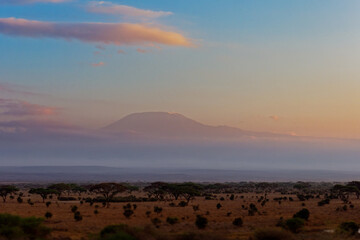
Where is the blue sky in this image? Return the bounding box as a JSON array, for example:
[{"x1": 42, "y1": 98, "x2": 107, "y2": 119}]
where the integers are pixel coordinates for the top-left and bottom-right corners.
[{"x1": 0, "y1": 0, "x2": 360, "y2": 138}]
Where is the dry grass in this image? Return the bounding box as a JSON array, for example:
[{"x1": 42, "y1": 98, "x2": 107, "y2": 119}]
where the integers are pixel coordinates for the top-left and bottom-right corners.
[{"x1": 1, "y1": 192, "x2": 360, "y2": 239}]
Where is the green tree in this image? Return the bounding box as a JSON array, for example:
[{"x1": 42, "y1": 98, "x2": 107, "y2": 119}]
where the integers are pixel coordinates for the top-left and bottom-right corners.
[
  {"x1": 0, "y1": 185, "x2": 19, "y2": 203},
  {"x1": 90, "y1": 183, "x2": 127, "y2": 207}
]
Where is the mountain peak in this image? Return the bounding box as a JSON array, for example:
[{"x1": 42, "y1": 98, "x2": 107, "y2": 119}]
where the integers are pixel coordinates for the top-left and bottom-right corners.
[{"x1": 102, "y1": 111, "x2": 287, "y2": 139}]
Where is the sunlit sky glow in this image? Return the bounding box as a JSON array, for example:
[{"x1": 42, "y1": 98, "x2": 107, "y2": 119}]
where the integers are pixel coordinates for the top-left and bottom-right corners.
[{"x1": 1, "y1": 0, "x2": 360, "y2": 139}]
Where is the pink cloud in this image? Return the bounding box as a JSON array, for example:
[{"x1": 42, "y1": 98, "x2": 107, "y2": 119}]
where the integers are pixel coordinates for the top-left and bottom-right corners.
[
  {"x1": 0, "y1": 18, "x2": 192, "y2": 47},
  {"x1": 136, "y1": 48, "x2": 147, "y2": 53},
  {"x1": 0, "y1": 98, "x2": 57, "y2": 117},
  {"x1": 86, "y1": 1, "x2": 172, "y2": 19},
  {"x1": 1, "y1": 0, "x2": 70, "y2": 4},
  {"x1": 117, "y1": 49, "x2": 125, "y2": 54},
  {"x1": 91, "y1": 62, "x2": 105, "y2": 67}
]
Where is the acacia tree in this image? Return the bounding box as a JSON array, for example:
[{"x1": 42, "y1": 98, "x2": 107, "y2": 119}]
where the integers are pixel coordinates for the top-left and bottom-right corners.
[
  {"x1": 143, "y1": 182, "x2": 168, "y2": 200},
  {"x1": 29, "y1": 188, "x2": 57, "y2": 202},
  {"x1": 178, "y1": 183, "x2": 203, "y2": 203},
  {"x1": 90, "y1": 183, "x2": 127, "y2": 207},
  {"x1": 0, "y1": 185, "x2": 19, "y2": 202},
  {"x1": 48, "y1": 183, "x2": 71, "y2": 197}
]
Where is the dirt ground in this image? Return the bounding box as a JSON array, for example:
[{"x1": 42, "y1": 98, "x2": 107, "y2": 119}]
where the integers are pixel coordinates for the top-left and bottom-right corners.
[{"x1": 1, "y1": 192, "x2": 359, "y2": 240}]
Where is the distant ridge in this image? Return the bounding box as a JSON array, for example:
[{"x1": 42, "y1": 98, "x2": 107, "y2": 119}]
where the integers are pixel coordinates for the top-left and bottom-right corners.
[{"x1": 102, "y1": 112, "x2": 289, "y2": 139}]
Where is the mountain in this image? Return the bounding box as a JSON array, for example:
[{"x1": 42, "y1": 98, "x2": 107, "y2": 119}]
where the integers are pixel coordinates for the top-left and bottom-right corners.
[{"x1": 102, "y1": 112, "x2": 289, "y2": 139}]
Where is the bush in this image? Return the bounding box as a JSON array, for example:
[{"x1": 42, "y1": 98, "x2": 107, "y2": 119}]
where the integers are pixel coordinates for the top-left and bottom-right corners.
[
  {"x1": 94, "y1": 209, "x2": 99, "y2": 215},
  {"x1": 74, "y1": 211, "x2": 82, "y2": 221},
  {"x1": 339, "y1": 221, "x2": 359, "y2": 235},
  {"x1": 71, "y1": 205, "x2": 78, "y2": 213},
  {"x1": 232, "y1": 217, "x2": 243, "y2": 227},
  {"x1": 284, "y1": 218, "x2": 304, "y2": 233},
  {"x1": 17, "y1": 197, "x2": 23, "y2": 204},
  {"x1": 178, "y1": 201, "x2": 188, "y2": 207},
  {"x1": 253, "y1": 228, "x2": 294, "y2": 240},
  {"x1": 123, "y1": 209, "x2": 134, "y2": 219},
  {"x1": 45, "y1": 201, "x2": 51, "y2": 208},
  {"x1": 195, "y1": 215, "x2": 208, "y2": 229},
  {"x1": 151, "y1": 218, "x2": 161, "y2": 228},
  {"x1": 0, "y1": 213, "x2": 51, "y2": 240},
  {"x1": 216, "y1": 203, "x2": 222, "y2": 209},
  {"x1": 166, "y1": 217, "x2": 179, "y2": 225},
  {"x1": 154, "y1": 206, "x2": 162, "y2": 214},
  {"x1": 45, "y1": 212, "x2": 52, "y2": 219},
  {"x1": 317, "y1": 198, "x2": 330, "y2": 206},
  {"x1": 293, "y1": 208, "x2": 309, "y2": 221},
  {"x1": 100, "y1": 224, "x2": 137, "y2": 240}
]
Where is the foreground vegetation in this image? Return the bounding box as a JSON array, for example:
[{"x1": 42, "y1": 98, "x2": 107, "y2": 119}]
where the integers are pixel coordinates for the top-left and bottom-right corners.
[{"x1": 0, "y1": 181, "x2": 360, "y2": 239}]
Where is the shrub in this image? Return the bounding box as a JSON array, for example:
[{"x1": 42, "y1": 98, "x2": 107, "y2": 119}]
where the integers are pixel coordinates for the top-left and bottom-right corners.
[
  {"x1": 154, "y1": 206, "x2": 162, "y2": 214},
  {"x1": 284, "y1": 218, "x2": 304, "y2": 233},
  {"x1": 100, "y1": 224, "x2": 136, "y2": 240},
  {"x1": 74, "y1": 211, "x2": 82, "y2": 221},
  {"x1": 230, "y1": 194, "x2": 235, "y2": 201},
  {"x1": 253, "y1": 228, "x2": 294, "y2": 240},
  {"x1": 123, "y1": 209, "x2": 134, "y2": 219},
  {"x1": 216, "y1": 203, "x2": 222, "y2": 209},
  {"x1": 232, "y1": 217, "x2": 243, "y2": 227},
  {"x1": 339, "y1": 221, "x2": 359, "y2": 235},
  {"x1": 0, "y1": 213, "x2": 51, "y2": 240},
  {"x1": 151, "y1": 218, "x2": 161, "y2": 228},
  {"x1": 71, "y1": 205, "x2": 78, "y2": 213},
  {"x1": 45, "y1": 212, "x2": 52, "y2": 219},
  {"x1": 195, "y1": 215, "x2": 208, "y2": 229},
  {"x1": 317, "y1": 198, "x2": 330, "y2": 206},
  {"x1": 145, "y1": 211, "x2": 151, "y2": 217},
  {"x1": 166, "y1": 217, "x2": 179, "y2": 225},
  {"x1": 293, "y1": 208, "x2": 309, "y2": 221},
  {"x1": 94, "y1": 209, "x2": 99, "y2": 215},
  {"x1": 45, "y1": 201, "x2": 51, "y2": 208},
  {"x1": 178, "y1": 201, "x2": 188, "y2": 207},
  {"x1": 17, "y1": 197, "x2": 23, "y2": 204},
  {"x1": 192, "y1": 205, "x2": 199, "y2": 211}
]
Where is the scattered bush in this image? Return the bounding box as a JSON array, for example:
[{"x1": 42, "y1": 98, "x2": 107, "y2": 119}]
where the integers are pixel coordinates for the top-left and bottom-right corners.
[
  {"x1": 178, "y1": 201, "x2": 188, "y2": 207},
  {"x1": 339, "y1": 221, "x2": 359, "y2": 235},
  {"x1": 216, "y1": 203, "x2": 222, "y2": 209},
  {"x1": 166, "y1": 217, "x2": 179, "y2": 225},
  {"x1": 284, "y1": 218, "x2": 304, "y2": 233},
  {"x1": 123, "y1": 209, "x2": 134, "y2": 219},
  {"x1": 154, "y1": 206, "x2": 163, "y2": 214},
  {"x1": 71, "y1": 205, "x2": 78, "y2": 213},
  {"x1": 293, "y1": 208, "x2": 309, "y2": 221},
  {"x1": 45, "y1": 211, "x2": 53, "y2": 219},
  {"x1": 46, "y1": 201, "x2": 51, "y2": 208},
  {"x1": 74, "y1": 211, "x2": 83, "y2": 221},
  {"x1": 195, "y1": 215, "x2": 208, "y2": 229},
  {"x1": 232, "y1": 217, "x2": 243, "y2": 227}
]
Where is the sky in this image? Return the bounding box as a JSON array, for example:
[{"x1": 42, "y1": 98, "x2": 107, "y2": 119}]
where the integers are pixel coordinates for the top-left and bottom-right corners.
[{"x1": 1, "y1": 0, "x2": 360, "y2": 139}]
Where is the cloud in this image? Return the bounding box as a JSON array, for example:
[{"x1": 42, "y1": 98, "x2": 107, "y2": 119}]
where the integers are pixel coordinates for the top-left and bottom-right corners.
[
  {"x1": 86, "y1": 1, "x2": 172, "y2": 19},
  {"x1": 0, "y1": 98, "x2": 57, "y2": 117},
  {"x1": 91, "y1": 62, "x2": 105, "y2": 67},
  {"x1": 117, "y1": 49, "x2": 125, "y2": 54},
  {"x1": 0, "y1": 82, "x2": 43, "y2": 96},
  {"x1": 1, "y1": 0, "x2": 70, "y2": 4},
  {"x1": 0, "y1": 18, "x2": 192, "y2": 47},
  {"x1": 269, "y1": 115, "x2": 279, "y2": 121},
  {"x1": 136, "y1": 48, "x2": 147, "y2": 53}
]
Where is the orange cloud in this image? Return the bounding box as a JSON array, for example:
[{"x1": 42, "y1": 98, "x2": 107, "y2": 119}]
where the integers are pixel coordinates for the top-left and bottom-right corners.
[
  {"x1": 91, "y1": 62, "x2": 105, "y2": 67},
  {"x1": 86, "y1": 1, "x2": 172, "y2": 19},
  {"x1": 0, "y1": 18, "x2": 192, "y2": 47},
  {"x1": 269, "y1": 115, "x2": 279, "y2": 121}
]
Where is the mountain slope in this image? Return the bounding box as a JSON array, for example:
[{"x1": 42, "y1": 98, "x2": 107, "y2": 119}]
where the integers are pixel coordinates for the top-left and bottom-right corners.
[{"x1": 102, "y1": 112, "x2": 288, "y2": 139}]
